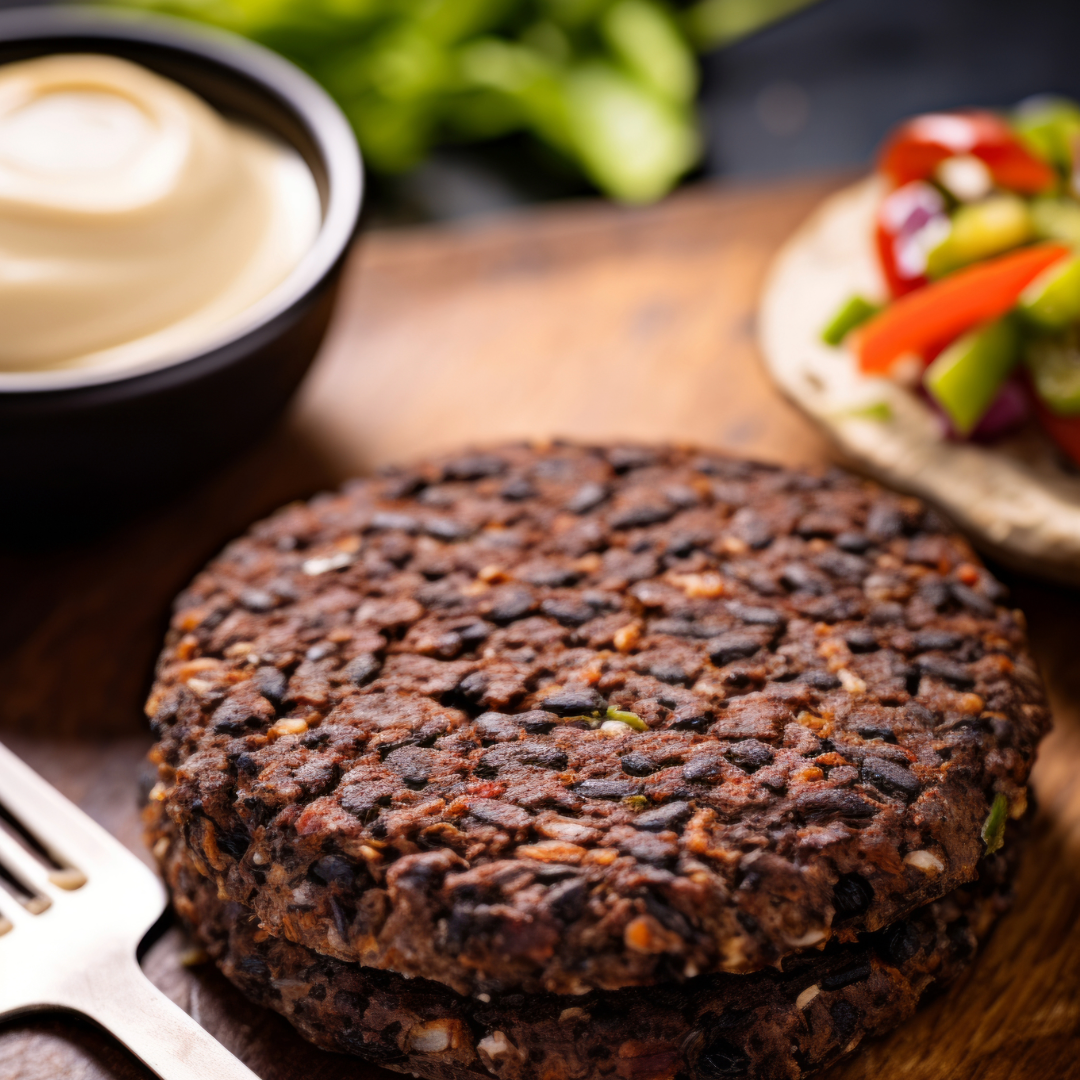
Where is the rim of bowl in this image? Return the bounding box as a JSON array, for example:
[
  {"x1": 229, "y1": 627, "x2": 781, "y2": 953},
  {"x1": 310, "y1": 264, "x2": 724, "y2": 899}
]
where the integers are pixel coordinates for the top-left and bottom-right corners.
[{"x1": 0, "y1": 4, "x2": 363, "y2": 395}]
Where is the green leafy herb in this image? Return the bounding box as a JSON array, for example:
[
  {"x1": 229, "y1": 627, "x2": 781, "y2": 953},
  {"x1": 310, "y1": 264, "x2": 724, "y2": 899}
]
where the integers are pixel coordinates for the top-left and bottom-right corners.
[
  {"x1": 981, "y1": 792, "x2": 1009, "y2": 855},
  {"x1": 605, "y1": 705, "x2": 646, "y2": 730}
]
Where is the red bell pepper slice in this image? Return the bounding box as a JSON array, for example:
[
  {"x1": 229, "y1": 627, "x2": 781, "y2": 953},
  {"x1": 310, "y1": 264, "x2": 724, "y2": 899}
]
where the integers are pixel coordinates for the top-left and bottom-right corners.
[
  {"x1": 879, "y1": 111, "x2": 1056, "y2": 194},
  {"x1": 875, "y1": 181, "x2": 948, "y2": 297},
  {"x1": 856, "y1": 242, "x2": 1070, "y2": 374},
  {"x1": 875, "y1": 221, "x2": 913, "y2": 297}
]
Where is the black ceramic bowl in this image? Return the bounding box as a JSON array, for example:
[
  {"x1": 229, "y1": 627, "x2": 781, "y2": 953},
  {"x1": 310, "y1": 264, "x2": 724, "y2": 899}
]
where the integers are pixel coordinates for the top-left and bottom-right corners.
[{"x1": 0, "y1": 6, "x2": 363, "y2": 515}]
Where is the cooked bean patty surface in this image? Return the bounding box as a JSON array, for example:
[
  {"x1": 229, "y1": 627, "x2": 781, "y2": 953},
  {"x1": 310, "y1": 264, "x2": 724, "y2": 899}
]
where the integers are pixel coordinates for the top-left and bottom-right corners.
[
  {"x1": 161, "y1": 828, "x2": 1018, "y2": 1080},
  {"x1": 146, "y1": 443, "x2": 1047, "y2": 997}
]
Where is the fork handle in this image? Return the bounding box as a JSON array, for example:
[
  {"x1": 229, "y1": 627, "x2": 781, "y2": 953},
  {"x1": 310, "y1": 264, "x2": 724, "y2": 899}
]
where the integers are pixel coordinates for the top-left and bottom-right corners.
[{"x1": 69, "y1": 953, "x2": 262, "y2": 1080}]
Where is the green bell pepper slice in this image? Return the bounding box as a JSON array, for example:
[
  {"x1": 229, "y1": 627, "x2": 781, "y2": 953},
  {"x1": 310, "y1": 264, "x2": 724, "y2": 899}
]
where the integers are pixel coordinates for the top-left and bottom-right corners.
[
  {"x1": 924, "y1": 317, "x2": 1020, "y2": 436},
  {"x1": 821, "y1": 295, "x2": 881, "y2": 346},
  {"x1": 1018, "y1": 254, "x2": 1080, "y2": 332},
  {"x1": 1013, "y1": 95, "x2": 1080, "y2": 174},
  {"x1": 926, "y1": 195, "x2": 1033, "y2": 279}
]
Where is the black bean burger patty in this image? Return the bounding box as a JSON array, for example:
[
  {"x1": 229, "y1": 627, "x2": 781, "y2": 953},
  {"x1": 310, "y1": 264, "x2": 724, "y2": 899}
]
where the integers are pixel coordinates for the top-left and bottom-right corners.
[
  {"x1": 146, "y1": 443, "x2": 1048, "y2": 996},
  {"x1": 162, "y1": 825, "x2": 1019, "y2": 1080}
]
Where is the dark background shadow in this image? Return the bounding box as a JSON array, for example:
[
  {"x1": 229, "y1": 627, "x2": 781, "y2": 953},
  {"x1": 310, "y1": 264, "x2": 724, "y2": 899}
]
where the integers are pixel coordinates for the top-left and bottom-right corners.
[{"x1": 701, "y1": 0, "x2": 1080, "y2": 179}]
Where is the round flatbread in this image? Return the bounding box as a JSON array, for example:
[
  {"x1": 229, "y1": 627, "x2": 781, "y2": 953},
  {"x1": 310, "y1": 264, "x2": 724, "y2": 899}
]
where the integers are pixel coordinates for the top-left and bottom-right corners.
[
  {"x1": 146, "y1": 443, "x2": 1046, "y2": 998},
  {"x1": 759, "y1": 176, "x2": 1080, "y2": 584},
  {"x1": 162, "y1": 827, "x2": 1019, "y2": 1080}
]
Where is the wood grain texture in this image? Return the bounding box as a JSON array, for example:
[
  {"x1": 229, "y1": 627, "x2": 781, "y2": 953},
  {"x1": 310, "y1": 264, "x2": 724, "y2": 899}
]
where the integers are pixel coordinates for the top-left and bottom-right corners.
[{"x1": 1, "y1": 175, "x2": 1079, "y2": 1080}]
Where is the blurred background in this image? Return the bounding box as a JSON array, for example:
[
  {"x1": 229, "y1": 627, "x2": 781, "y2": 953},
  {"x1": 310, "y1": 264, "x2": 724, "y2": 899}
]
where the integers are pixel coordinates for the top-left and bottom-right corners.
[{"x1": 95, "y1": 0, "x2": 1080, "y2": 221}]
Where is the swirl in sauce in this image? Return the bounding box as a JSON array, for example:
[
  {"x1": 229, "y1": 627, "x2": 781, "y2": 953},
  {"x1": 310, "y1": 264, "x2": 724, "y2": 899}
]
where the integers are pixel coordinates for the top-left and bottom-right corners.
[{"x1": 0, "y1": 53, "x2": 321, "y2": 373}]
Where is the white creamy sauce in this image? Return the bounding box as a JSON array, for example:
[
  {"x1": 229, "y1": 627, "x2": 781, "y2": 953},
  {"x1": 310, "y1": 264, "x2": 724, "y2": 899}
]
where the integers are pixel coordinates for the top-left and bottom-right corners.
[{"x1": 0, "y1": 53, "x2": 322, "y2": 372}]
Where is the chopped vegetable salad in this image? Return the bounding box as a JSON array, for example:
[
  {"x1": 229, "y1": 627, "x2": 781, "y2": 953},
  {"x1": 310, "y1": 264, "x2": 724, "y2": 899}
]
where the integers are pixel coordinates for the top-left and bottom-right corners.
[{"x1": 824, "y1": 97, "x2": 1080, "y2": 465}]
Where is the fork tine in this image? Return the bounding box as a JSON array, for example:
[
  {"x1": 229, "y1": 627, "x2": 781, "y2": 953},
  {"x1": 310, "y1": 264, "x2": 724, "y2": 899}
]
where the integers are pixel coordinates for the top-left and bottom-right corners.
[
  {"x1": 0, "y1": 747, "x2": 262, "y2": 1080},
  {"x1": 0, "y1": 825, "x2": 54, "y2": 901},
  {"x1": 0, "y1": 741, "x2": 129, "y2": 873},
  {"x1": 0, "y1": 886, "x2": 29, "y2": 930},
  {"x1": 0, "y1": 742, "x2": 164, "y2": 920}
]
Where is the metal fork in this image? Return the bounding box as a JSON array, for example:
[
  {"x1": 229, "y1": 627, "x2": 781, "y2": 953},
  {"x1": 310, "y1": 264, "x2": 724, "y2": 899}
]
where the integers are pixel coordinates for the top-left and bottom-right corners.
[{"x1": 0, "y1": 740, "x2": 259, "y2": 1079}]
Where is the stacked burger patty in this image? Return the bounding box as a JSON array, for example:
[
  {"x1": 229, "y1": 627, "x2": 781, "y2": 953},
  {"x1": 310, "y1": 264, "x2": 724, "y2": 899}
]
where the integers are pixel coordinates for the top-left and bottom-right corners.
[{"x1": 145, "y1": 443, "x2": 1048, "y2": 1080}]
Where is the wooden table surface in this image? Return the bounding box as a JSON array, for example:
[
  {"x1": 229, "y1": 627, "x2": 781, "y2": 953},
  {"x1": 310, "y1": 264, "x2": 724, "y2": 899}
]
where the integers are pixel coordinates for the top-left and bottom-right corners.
[{"x1": 3, "y1": 175, "x2": 1080, "y2": 1080}]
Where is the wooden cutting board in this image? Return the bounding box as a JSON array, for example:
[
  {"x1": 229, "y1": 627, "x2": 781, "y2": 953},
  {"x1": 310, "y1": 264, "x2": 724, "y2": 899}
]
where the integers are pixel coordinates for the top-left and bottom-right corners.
[{"x1": 3, "y1": 175, "x2": 1080, "y2": 1080}]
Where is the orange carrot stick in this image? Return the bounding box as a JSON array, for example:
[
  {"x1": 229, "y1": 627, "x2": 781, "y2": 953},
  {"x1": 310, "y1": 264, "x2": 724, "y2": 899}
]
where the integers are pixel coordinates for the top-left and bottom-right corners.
[{"x1": 856, "y1": 242, "x2": 1070, "y2": 374}]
